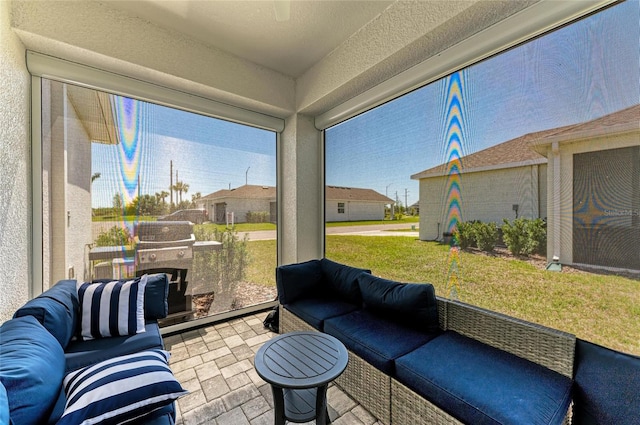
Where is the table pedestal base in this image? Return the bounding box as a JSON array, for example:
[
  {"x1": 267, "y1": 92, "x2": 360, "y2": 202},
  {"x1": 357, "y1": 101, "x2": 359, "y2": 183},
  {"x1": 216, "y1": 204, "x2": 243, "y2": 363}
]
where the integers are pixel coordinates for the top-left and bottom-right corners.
[{"x1": 271, "y1": 385, "x2": 330, "y2": 424}]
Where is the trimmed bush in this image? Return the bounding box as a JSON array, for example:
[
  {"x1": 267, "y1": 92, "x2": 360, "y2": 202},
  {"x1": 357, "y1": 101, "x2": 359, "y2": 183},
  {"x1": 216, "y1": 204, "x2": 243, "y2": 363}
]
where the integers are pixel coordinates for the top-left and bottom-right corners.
[
  {"x1": 454, "y1": 221, "x2": 476, "y2": 249},
  {"x1": 502, "y1": 218, "x2": 547, "y2": 256},
  {"x1": 474, "y1": 221, "x2": 499, "y2": 252}
]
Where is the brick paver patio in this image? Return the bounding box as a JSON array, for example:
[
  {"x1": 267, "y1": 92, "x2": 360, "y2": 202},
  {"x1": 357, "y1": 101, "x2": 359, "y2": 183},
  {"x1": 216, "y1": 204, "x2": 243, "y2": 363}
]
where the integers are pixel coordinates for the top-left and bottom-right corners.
[{"x1": 163, "y1": 312, "x2": 384, "y2": 425}]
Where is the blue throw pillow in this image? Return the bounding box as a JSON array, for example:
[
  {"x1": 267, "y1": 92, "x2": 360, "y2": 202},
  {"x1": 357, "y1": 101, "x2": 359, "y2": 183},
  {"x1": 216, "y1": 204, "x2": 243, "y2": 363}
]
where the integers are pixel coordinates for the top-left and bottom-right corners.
[
  {"x1": 358, "y1": 273, "x2": 439, "y2": 333},
  {"x1": 143, "y1": 273, "x2": 169, "y2": 320},
  {"x1": 321, "y1": 258, "x2": 370, "y2": 304},
  {"x1": 13, "y1": 279, "x2": 78, "y2": 348},
  {"x1": 57, "y1": 349, "x2": 187, "y2": 425},
  {"x1": 77, "y1": 275, "x2": 148, "y2": 340},
  {"x1": 276, "y1": 260, "x2": 323, "y2": 304},
  {"x1": 0, "y1": 315, "x2": 66, "y2": 425}
]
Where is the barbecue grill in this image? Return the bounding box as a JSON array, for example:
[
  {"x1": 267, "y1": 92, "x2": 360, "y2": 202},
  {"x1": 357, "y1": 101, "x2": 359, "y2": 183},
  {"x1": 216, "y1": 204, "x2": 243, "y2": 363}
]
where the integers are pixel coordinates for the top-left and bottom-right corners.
[
  {"x1": 134, "y1": 221, "x2": 196, "y2": 319},
  {"x1": 89, "y1": 220, "x2": 221, "y2": 324}
]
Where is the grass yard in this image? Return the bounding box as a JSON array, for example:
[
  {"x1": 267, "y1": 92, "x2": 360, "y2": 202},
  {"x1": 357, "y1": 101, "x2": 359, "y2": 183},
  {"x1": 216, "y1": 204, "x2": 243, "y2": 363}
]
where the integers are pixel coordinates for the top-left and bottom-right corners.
[{"x1": 245, "y1": 235, "x2": 639, "y2": 355}]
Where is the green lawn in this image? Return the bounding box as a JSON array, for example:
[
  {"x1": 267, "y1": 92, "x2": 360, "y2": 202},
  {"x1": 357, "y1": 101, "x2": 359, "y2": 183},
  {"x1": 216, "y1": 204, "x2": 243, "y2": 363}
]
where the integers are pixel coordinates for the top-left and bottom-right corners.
[{"x1": 245, "y1": 235, "x2": 640, "y2": 355}]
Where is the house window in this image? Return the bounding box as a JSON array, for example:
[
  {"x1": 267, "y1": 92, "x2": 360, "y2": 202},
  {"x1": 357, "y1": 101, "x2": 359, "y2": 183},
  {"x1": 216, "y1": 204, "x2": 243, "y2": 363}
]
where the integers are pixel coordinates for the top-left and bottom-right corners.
[
  {"x1": 38, "y1": 79, "x2": 278, "y2": 328},
  {"x1": 338, "y1": 203, "x2": 345, "y2": 214},
  {"x1": 325, "y1": 1, "x2": 639, "y2": 355}
]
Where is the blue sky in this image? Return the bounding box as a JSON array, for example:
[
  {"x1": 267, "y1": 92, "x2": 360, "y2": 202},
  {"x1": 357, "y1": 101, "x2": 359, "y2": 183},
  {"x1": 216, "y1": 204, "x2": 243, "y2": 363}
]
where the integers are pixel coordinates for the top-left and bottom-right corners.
[{"x1": 93, "y1": 1, "x2": 638, "y2": 209}]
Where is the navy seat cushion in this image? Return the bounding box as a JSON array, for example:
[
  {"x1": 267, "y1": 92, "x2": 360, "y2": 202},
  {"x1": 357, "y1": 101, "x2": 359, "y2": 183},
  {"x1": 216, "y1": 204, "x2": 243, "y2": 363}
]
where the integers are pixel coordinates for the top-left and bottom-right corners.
[
  {"x1": 13, "y1": 279, "x2": 78, "y2": 348},
  {"x1": 285, "y1": 298, "x2": 359, "y2": 331},
  {"x1": 276, "y1": 260, "x2": 323, "y2": 304},
  {"x1": 64, "y1": 321, "x2": 164, "y2": 372},
  {"x1": 395, "y1": 331, "x2": 572, "y2": 425},
  {"x1": 357, "y1": 273, "x2": 439, "y2": 333},
  {"x1": 0, "y1": 316, "x2": 66, "y2": 425},
  {"x1": 324, "y1": 310, "x2": 440, "y2": 375},
  {"x1": 573, "y1": 339, "x2": 640, "y2": 425},
  {"x1": 320, "y1": 258, "x2": 370, "y2": 304}
]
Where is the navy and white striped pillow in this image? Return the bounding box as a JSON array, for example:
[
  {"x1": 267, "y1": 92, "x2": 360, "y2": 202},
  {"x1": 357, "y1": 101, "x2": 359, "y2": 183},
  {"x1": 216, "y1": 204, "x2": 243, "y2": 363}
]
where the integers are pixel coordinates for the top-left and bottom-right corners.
[
  {"x1": 77, "y1": 275, "x2": 148, "y2": 340},
  {"x1": 58, "y1": 349, "x2": 187, "y2": 425}
]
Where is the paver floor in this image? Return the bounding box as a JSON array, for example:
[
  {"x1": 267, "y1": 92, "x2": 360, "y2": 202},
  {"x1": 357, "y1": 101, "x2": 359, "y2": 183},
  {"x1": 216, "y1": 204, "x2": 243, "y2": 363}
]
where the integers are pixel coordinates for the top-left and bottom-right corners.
[{"x1": 163, "y1": 312, "x2": 384, "y2": 425}]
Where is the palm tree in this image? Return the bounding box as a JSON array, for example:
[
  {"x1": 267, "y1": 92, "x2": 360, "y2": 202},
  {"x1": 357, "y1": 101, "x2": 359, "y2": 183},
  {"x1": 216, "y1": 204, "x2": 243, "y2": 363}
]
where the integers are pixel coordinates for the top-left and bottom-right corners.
[
  {"x1": 155, "y1": 190, "x2": 169, "y2": 205},
  {"x1": 172, "y1": 181, "x2": 189, "y2": 204}
]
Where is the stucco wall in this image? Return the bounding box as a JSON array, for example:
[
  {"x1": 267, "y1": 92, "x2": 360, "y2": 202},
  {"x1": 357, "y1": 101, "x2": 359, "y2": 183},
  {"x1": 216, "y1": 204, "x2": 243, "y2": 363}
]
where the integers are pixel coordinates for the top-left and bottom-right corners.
[
  {"x1": 325, "y1": 200, "x2": 385, "y2": 222},
  {"x1": 0, "y1": 0, "x2": 30, "y2": 321},
  {"x1": 418, "y1": 165, "x2": 544, "y2": 241}
]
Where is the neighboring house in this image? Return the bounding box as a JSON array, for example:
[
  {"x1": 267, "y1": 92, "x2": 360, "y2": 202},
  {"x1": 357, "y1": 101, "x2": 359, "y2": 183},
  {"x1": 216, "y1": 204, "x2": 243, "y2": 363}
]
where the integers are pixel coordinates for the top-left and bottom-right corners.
[
  {"x1": 412, "y1": 104, "x2": 639, "y2": 271},
  {"x1": 411, "y1": 131, "x2": 551, "y2": 241},
  {"x1": 325, "y1": 186, "x2": 394, "y2": 222},
  {"x1": 197, "y1": 185, "x2": 277, "y2": 224},
  {"x1": 198, "y1": 185, "x2": 393, "y2": 223},
  {"x1": 532, "y1": 104, "x2": 640, "y2": 271}
]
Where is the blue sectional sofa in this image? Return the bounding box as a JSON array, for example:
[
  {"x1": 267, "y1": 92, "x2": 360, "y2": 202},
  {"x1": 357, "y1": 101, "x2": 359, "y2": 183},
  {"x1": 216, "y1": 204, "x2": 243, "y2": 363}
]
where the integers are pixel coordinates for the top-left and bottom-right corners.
[
  {"x1": 277, "y1": 258, "x2": 576, "y2": 425},
  {"x1": 0, "y1": 274, "x2": 187, "y2": 425}
]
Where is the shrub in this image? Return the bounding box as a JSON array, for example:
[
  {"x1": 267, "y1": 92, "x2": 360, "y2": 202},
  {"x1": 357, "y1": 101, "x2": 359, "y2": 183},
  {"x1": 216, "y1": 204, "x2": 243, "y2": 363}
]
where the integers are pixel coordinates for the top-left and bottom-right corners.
[
  {"x1": 245, "y1": 211, "x2": 270, "y2": 223},
  {"x1": 502, "y1": 218, "x2": 547, "y2": 256},
  {"x1": 502, "y1": 218, "x2": 529, "y2": 255},
  {"x1": 95, "y1": 226, "x2": 132, "y2": 247},
  {"x1": 474, "y1": 221, "x2": 499, "y2": 252},
  {"x1": 192, "y1": 227, "x2": 249, "y2": 311},
  {"x1": 454, "y1": 221, "x2": 476, "y2": 249}
]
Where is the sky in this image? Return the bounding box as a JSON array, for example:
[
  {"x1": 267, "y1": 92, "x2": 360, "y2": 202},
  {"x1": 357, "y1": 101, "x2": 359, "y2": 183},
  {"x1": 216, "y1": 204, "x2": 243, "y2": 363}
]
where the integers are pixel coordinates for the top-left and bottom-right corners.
[
  {"x1": 92, "y1": 1, "x2": 639, "y2": 209},
  {"x1": 326, "y1": 0, "x2": 639, "y2": 207}
]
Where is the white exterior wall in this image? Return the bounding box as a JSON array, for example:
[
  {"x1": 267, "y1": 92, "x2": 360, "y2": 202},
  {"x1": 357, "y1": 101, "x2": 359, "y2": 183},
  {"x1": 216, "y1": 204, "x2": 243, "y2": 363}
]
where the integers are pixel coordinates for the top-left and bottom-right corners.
[
  {"x1": 418, "y1": 165, "x2": 545, "y2": 241},
  {"x1": 544, "y1": 133, "x2": 638, "y2": 266},
  {"x1": 224, "y1": 199, "x2": 273, "y2": 223},
  {"x1": 325, "y1": 200, "x2": 386, "y2": 222},
  {"x1": 0, "y1": 0, "x2": 30, "y2": 322}
]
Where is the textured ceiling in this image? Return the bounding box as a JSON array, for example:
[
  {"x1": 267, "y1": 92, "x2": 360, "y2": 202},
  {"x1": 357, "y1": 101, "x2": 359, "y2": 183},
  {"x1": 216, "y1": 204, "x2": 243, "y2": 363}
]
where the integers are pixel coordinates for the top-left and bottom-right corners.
[{"x1": 100, "y1": 0, "x2": 394, "y2": 78}]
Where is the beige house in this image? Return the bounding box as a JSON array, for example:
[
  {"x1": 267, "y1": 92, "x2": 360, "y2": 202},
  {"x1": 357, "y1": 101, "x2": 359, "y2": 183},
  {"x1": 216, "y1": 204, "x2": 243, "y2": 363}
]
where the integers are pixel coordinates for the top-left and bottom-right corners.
[
  {"x1": 532, "y1": 104, "x2": 639, "y2": 271},
  {"x1": 412, "y1": 105, "x2": 639, "y2": 271},
  {"x1": 411, "y1": 132, "x2": 550, "y2": 241},
  {"x1": 325, "y1": 186, "x2": 393, "y2": 222},
  {"x1": 198, "y1": 185, "x2": 392, "y2": 223},
  {"x1": 197, "y1": 185, "x2": 277, "y2": 224}
]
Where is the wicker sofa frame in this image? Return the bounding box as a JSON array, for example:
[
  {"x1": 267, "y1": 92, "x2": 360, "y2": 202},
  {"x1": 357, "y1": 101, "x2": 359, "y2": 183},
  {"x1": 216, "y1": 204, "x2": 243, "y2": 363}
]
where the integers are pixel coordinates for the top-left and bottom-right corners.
[{"x1": 280, "y1": 296, "x2": 575, "y2": 425}]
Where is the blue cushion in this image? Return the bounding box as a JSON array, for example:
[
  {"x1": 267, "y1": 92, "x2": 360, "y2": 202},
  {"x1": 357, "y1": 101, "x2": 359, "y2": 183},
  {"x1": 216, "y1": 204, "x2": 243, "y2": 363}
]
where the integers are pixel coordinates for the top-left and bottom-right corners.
[
  {"x1": 285, "y1": 298, "x2": 359, "y2": 330},
  {"x1": 276, "y1": 260, "x2": 323, "y2": 304},
  {"x1": 0, "y1": 382, "x2": 9, "y2": 425},
  {"x1": 573, "y1": 339, "x2": 640, "y2": 425},
  {"x1": 143, "y1": 273, "x2": 169, "y2": 320},
  {"x1": 13, "y1": 279, "x2": 78, "y2": 348},
  {"x1": 357, "y1": 273, "x2": 439, "y2": 333},
  {"x1": 0, "y1": 316, "x2": 66, "y2": 425},
  {"x1": 324, "y1": 310, "x2": 440, "y2": 375},
  {"x1": 77, "y1": 275, "x2": 148, "y2": 340},
  {"x1": 320, "y1": 258, "x2": 370, "y2": 304},
  {"x1": 395, "y1": 331, "x2": 572, "y2": 425},
  {"x1": 65, "y1": 322, "x2": 164, "y2": 372},
  {"x1": 57, "y1": 349, "x2": 187, "y2": 425}
]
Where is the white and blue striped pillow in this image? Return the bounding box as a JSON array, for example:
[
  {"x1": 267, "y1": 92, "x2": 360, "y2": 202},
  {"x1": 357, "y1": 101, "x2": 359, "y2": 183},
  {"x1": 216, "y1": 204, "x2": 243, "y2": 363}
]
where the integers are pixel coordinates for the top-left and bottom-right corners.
[
  {"x1": 77, "y1": 275, "x2": 148, "y2": 340},
  {"x1": 58, "y1": 349, "x2": 187, "y2": 425}
]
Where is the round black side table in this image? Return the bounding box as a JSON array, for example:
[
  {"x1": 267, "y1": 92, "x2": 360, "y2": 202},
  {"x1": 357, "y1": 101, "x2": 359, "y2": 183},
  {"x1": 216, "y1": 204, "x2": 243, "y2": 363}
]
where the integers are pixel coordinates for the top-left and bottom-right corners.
[{"x1": 254, "y1": 331, "x2": 349, "y2": 424}]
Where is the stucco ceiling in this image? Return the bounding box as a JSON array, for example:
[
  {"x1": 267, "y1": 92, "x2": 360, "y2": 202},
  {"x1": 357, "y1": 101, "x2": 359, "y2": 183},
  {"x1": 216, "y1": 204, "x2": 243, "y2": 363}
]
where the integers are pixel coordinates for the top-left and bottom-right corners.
[{"x1": 100, "y1": 0, "x2": 395, "y2": 78}]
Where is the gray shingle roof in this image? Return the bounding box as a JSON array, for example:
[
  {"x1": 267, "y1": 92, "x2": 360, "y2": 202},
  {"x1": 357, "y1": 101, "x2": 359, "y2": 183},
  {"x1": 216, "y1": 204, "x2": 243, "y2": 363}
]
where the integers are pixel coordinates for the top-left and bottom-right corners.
[
  {"x1": 411, "y1": 104, "x2": 639, "y2": 180},
  {"x1": 202, "y1": 184, "x2": 393, "y2": 203}
]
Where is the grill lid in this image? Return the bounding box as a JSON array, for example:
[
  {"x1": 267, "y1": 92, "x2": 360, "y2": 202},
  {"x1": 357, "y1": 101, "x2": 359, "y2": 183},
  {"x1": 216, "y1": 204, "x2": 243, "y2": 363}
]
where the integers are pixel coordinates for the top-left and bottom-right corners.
[{"x1": 134, "y1": 221, "x2": 194, "y2": 243}]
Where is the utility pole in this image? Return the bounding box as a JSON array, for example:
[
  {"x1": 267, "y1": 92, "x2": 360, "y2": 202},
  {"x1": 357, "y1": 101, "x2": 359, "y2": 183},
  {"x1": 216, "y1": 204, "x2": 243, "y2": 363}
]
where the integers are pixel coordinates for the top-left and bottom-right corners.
[
  {"x1": 404, "y1": 188, "x2": 409, "y2": 215},
  {"x1": 170, "y1": 160, "x2": 173, "y2": 207}
]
